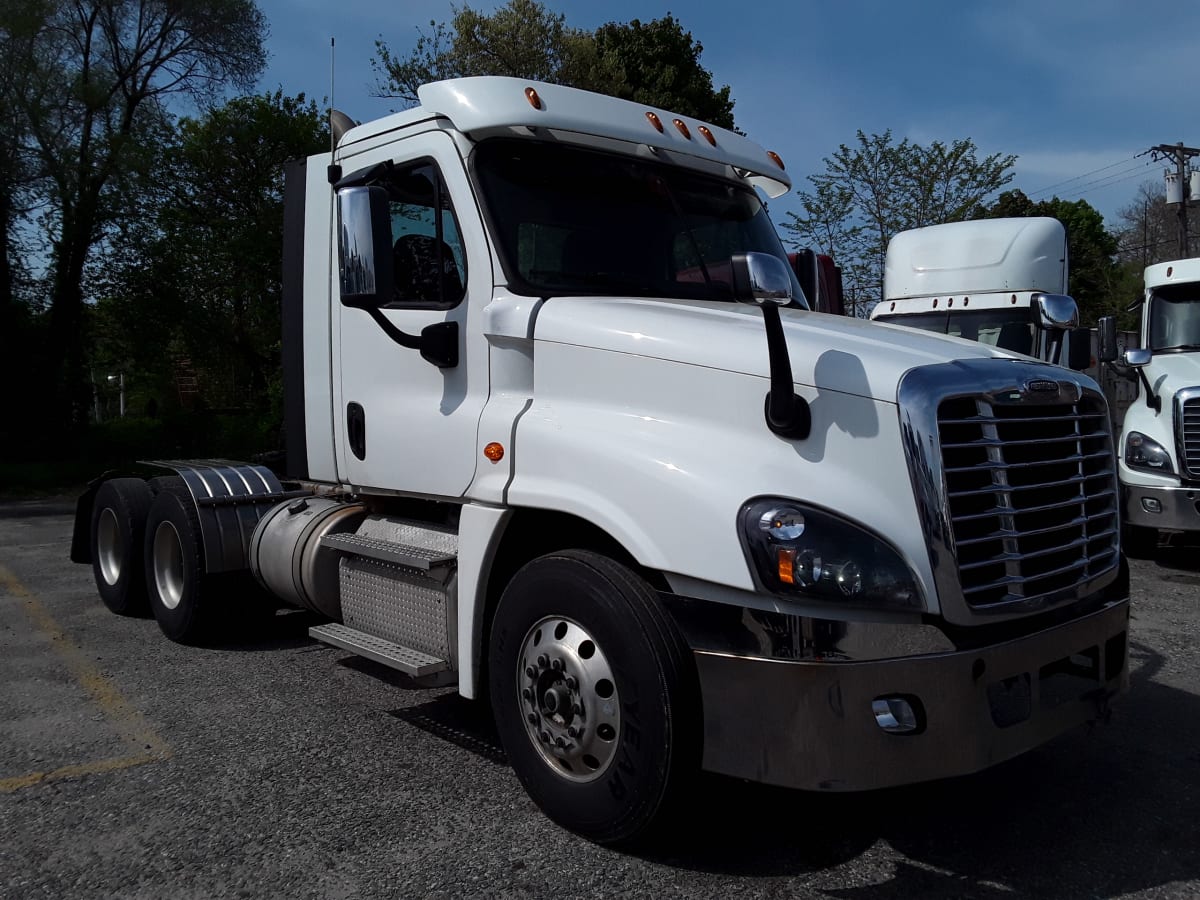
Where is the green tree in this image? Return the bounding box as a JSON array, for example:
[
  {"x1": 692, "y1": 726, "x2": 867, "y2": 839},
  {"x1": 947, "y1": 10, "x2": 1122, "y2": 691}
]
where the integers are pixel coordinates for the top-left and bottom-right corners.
[
  {"x1": 785, "y1": 131, "x2": 1015, "y2": 311},
  {"x1": 975, "y1": 188, "x2": 1128, "y2": 326},
  {"x1": 4, "y1": 0, "x2": 267, "y2": 433},
  {"x1": 373, "y1": 0, "x2": 735, "y2": 129},
  {"x1": 96, "y1": 92, "x2": 326, "y2": 429}
]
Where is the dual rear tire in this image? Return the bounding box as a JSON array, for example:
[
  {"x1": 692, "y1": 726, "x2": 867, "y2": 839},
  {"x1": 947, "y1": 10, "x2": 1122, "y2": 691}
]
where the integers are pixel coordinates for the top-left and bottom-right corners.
[{"x1": 89, "y1": 476, "x2": 213, "y2": 643}]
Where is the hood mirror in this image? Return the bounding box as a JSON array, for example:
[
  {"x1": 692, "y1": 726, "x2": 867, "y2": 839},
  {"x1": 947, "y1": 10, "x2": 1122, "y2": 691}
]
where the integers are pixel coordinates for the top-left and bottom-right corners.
[
  {"x1": 1032, "y1": 293, "x2": 1079, "y2": 330},
  {"x1": 731, "y1": 252, "x2": 794, "y2": 307}
]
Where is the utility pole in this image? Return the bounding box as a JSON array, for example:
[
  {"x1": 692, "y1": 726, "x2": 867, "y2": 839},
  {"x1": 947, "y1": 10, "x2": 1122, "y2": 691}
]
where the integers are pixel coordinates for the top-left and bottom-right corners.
[{"x1": 1150, "y1": 142, "x2": 1200, "y2": 257}]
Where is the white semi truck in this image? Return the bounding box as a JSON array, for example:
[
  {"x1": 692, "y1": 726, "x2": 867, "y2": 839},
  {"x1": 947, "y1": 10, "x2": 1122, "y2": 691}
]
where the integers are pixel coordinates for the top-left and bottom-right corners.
[
  {"x1": 871, "y1": 217, "x2": 1092, "y2": 370},
  {"x1": 1099, "y1": 258, "x2": 1200, "y2": 555},
  {"x1": 72, "y1": 77, "x2": 1130, "y2": 844}
]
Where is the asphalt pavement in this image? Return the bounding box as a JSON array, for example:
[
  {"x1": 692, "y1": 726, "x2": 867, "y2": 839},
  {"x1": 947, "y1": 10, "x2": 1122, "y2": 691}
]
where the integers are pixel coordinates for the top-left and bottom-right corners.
[{"x1": 1, "y1": 503, "x2": 1198, "y2": 899}]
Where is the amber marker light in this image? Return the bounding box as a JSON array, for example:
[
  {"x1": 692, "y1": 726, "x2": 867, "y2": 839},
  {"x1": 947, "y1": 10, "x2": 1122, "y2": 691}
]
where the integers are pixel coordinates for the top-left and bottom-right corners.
[
  {"x1": 484, "y1": 442, "x2": 505, "y2": 462},
  {"x1": 697, "y1": 125, "x2": 716, "y2": 146},
  {"x1": 777, "y1": 547, "x2": 796, "y2": 585},
  {"x1": 524, "y1": 87, "x2": 543, "y2": 110},
  {"x1": 673, "y1": 118, "x2": 691, "y2": 140},
  {"x1": 645, "y1": 111, "x2": 664, "y2": 132},
  {"x1": 767, "y1": 151, "x2": 785, "y2": 170}
]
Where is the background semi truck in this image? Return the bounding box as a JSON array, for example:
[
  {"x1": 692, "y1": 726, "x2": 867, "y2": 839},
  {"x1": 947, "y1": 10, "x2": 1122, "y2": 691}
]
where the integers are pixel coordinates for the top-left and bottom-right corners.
[
  {"x1": 71, "y1": 77, "x2": 1129, "y2": 844},
  {"x1": 872, "y1": 216, "x2": 1136, "y2": 420},
  {"x1": 1099, "y1": 257, "x2": 1200, "y2": 556}
]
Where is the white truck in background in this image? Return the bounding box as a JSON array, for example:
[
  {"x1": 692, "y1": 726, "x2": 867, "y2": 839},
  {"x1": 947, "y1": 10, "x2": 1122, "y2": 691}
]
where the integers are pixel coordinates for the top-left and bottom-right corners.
[
  {"x1": 70, "y1": 77, "x2": 1130, "y2": 844},
  {"x1": 1099, "y1": 258, "x2": 1200, "y2": 555},
  {"x1": 871, "y1": 217, "x2": 1135, "y2": 420}
]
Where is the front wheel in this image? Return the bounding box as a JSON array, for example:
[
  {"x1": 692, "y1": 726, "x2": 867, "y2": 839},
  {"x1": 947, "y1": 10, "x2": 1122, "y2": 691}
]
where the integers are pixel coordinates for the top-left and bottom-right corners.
[{"x1": 488, "y1": 550, "x2": 698, "y2": 845}]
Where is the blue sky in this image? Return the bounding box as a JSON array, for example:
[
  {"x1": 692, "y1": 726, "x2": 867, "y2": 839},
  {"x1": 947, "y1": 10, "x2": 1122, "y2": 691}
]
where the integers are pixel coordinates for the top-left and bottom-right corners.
[{"x1": 255, "y1": 0, "x2": 1197, "y2": 233}]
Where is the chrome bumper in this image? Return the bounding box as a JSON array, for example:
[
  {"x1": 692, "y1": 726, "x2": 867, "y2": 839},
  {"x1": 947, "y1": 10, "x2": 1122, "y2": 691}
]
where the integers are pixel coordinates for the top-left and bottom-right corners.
[
  {"x1": 1122, "y1": 482, "x2": 1200, "y2": 532},
  {"x1": 695, "y1": 599, "x2": 1129, "y2": 791}
]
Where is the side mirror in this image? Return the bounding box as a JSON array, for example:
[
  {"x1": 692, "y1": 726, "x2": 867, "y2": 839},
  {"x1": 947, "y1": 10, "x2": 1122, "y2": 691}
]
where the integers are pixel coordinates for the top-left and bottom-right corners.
[
  {"x1": 1032, "y1": 293, "x2": 1079, "y2": 330},
  {"x1": 791, "y1": 248, "x2": 818, "y2": 310},
  {"x1": 1097, "y1": 316, "x2": 1118, "y2": 363},
  {"x1": 731, "y1": 252, "x2": 794, "y2": 307},
  {"x1": 1066, "y1": 327, "x2": 1092, "y2": 371},
  {"x1": 1124, "y1": 348, "x2": 1151, "y2": 368},
  {"x1": 337, "y1": 185, "x2": 394, "y2": 309}
]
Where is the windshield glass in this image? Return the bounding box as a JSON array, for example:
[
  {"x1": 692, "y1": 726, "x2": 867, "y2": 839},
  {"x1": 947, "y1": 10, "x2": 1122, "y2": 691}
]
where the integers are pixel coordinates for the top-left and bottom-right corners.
[
  {"x1": 1149, "y1": 284, "x2": 1200, "y2": 352},
  {"x1": 472, "y1": 138, "x2": 805, "y2": 305},
  {"x1": 874, "y1": 308, "x2": 1036, "y2": 355}
]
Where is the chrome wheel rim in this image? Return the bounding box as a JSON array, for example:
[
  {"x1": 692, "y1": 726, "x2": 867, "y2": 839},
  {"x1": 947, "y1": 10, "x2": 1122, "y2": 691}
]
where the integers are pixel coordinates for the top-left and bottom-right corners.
[
  {"x1": 96, "y1": 508, "x2": 123, "y2": 586},
  {"x1": 516, "y1": 616, "x2": 620, "y2": 783},
  {"x1": 152, "y1": 521, "x2": 185, "y2": 611}
]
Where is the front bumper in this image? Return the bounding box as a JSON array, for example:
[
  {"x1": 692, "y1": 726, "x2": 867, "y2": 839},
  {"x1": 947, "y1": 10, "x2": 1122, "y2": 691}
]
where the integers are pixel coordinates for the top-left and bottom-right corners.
[
  {"x1": 1122, "y1": 482, "x2": 1200, "y2": 532},
  {"x1": 695, "y1": 599, "x2": 1129, "y2": 791}
]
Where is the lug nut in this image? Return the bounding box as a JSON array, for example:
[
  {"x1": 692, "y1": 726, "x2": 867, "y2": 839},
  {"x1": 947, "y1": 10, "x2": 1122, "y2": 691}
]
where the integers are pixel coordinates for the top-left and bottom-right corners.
[
  {"x1": 540, "y1": 731, "x2": 550, "y2": 744},
  {"x1": 567, "y1": 726, "x2": 580, "y2": 738},
  {"x1": 527, "y1": 713, "x2": 538, "y2": 724},
  {"x1": 565, "y1": 676, "x2": 578, "y2": 690},
  {"x1": 522, "y1": 688, "x2": 532, "y2": 701},
  {"x1": 555, "y1": 736, "x2": 566, "y2": 748},
  {"x1": 551, "y1": 658, "x2": 563, "y2": 671},
  {"x1": 572, "y1": 703, "x2": 583, "y2": 716},
  {"x1": 525, "y1": 666, "x2": 536, "y2": 679},
  {"x1": 537, "y1": 654, "x2": 549, "y2": 668}
]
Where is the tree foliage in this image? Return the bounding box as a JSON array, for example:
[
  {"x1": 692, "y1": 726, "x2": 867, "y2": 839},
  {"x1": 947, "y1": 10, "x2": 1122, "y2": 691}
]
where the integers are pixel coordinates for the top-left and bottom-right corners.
[
  {"x1": 784, "y1": 131, "x2": 1015, "y2": 312},
  {"x1": 373, "y1": 0, "x2": 735, "y2": 129},
  {"x1": 95, "y1": 92, "x2": 327, "y2": 426},
  {"x1": 1, "y1": 0, "x2": 268, "y2": 433}
]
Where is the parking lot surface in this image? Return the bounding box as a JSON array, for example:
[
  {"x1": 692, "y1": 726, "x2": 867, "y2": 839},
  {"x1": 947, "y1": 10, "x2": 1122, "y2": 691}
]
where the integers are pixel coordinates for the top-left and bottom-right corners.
[{"x1": 1, "y1": 501, "x2": 1198, "y2": 899}]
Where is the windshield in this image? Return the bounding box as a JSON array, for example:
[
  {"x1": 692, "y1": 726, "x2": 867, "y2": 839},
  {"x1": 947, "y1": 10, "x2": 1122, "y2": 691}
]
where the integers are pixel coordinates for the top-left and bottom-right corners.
[
  {"x1": 874, "y1": 308, "x2": 1036, "y2": 355},
  {"x1": 472, "y1": 138, "x2": 806, "y2": 305},
  {"x1": 1149, "y1": 284, "x2": 1200, "y2": 352}
]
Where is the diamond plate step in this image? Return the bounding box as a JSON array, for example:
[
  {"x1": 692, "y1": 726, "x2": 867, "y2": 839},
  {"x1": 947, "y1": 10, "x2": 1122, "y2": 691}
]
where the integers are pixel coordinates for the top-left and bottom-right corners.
[
  {"x1": 309, "y1": 623, "x2": 448, "y2": 678},
  {"x1": 319, "y1": 532, "x2": 456, "y2": 570}
]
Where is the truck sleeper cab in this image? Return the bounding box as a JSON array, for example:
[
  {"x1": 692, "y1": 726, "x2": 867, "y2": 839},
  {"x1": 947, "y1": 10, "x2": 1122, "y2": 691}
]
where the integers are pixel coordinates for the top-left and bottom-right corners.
[{"x1": 72, "y1": 77, "x2": 1130, "y2": 845}]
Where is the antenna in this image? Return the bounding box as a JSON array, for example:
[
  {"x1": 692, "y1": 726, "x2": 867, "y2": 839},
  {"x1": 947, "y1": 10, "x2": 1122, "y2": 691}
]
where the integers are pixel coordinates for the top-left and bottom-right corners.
[{"x1": 329, "y1": 37, "x2": 336, "y2": 156}]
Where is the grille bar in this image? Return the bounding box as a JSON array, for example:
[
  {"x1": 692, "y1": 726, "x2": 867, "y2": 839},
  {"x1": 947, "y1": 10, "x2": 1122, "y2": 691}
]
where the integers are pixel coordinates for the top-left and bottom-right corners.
[
  {"x1": 950, "y1": 489, "x2": 1117, "y2": 523},
  {"x1": 938, "y1": 412, "x2": 1107, "y2": 427},
  {"x1": 948, "y1": 470, "x2": 1113, "y2": 500},
  {"x1": 954, "y1": 510, "x2": 1118, "y2": 547},
  {"x1": 1182, "y1": 395, "x2": 1200, "y2": 478},
  {"x1": 944, "y1": 448, "x2": 1113, "y2": 474},
  {"x1": 960, "y1": 548, "x2": 1119, "y2": 597}
]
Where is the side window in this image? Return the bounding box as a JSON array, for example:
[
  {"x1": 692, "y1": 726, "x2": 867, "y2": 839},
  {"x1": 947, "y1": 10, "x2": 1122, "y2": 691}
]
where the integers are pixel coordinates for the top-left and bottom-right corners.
[{"x1": 385, "y1": 161, "x2": 467, "y2": 308}]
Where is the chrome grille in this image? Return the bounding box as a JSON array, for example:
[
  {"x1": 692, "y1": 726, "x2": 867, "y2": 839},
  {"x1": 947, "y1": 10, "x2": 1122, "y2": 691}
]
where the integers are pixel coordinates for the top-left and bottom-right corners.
[
  {"x1": 937, "y1": 393, "x2": 1119, "y2": 609},
  {"x1": 1180, "y1": 392, "x2": 1200, "y2": 479}
]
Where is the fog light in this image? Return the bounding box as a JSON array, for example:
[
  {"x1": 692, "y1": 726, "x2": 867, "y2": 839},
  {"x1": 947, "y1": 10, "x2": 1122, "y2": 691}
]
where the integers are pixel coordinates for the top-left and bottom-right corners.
[
  {"x1": 1141, "y1": 497, "x2": 1162, "y2": 514},
  {"x1": 872, "y1": 696, "x2": 922, "y2": 734}
]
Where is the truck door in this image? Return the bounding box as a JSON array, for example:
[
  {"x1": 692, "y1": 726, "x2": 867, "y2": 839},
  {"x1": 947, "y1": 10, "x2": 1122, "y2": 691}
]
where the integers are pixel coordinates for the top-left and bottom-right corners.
[{"x1": 333, "y1": 131, "x2": 491, "y2": 497}]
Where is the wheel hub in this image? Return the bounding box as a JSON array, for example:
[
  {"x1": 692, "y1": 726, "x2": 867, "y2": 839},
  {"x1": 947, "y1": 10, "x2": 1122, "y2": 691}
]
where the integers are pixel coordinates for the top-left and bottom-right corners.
[{"x1": 516, "y1": 616, "x2": 620, "y2": 782}]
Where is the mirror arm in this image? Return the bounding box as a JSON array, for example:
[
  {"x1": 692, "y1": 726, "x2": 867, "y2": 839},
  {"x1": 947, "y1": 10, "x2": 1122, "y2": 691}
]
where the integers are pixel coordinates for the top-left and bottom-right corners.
[
  {"x1": 1137, "y1": 367, "x2": 1161, "y2": 412},
  {"x1": 761, "y1": 303, "x2": 811, "y2": 439},
  {"x1": 363, "y1": 308, "x2": 459, "y2": 368}
]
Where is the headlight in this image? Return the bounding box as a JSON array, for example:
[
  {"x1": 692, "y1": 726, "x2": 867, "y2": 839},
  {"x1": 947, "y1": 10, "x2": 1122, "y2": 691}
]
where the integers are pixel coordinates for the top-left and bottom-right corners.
[
  {"x1": 1124, "y1": 431, "x2": 1174, "y2": 474},
  {"x1": 738, "y1": 498, "x2": 923, "y2": 610}
]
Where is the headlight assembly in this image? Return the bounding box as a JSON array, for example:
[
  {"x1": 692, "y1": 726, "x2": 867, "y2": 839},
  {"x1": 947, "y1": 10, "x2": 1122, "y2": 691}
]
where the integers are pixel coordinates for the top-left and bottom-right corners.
[
  {"x1": 739, "y1": 498, "x2": 923, "y2": 610},
  {"x1": 1124, "y1": 431, "x2": 1174, "y2": 475}
]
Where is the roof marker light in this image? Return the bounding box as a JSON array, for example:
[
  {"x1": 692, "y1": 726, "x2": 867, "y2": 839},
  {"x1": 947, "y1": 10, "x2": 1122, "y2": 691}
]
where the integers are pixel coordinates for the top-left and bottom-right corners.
[
  {"x1": 698, "y1": 125, "x2": 716, "y2": 146},
  {"x1": 646, "y1": 111, "x2": 664, "y2": 133},
  {"x1": 524, "y1": 87, "x2": 543, "y2": 110},
  {"x1": 673, "y1": 118, "x2": 691, "y2": 139},
  {"x1": 767, "y1": 151, "x2": 786, "y2": 170}
]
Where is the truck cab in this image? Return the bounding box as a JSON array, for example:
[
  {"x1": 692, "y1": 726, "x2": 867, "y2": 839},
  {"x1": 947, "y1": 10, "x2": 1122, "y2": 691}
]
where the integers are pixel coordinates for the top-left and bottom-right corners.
[
  {"x1": 871, "y1": 217, "x2": 1090, "y2": 370},
  {"x1": 1100, "y1": 258, "x2": 1200, "y2": 554},
  {"x1": 73, "y1": 77, "x2": 1130, "y2": 845}
]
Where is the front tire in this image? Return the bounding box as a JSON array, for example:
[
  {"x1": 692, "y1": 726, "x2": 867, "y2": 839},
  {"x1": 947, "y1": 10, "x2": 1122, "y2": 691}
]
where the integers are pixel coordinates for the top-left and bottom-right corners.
[
  {"x1": 143, "y1": 486, "x2": 212, "y2": 643},
  {"x1": 90, "y1": 478, "x2": 154, "y2": 616},
  {"x1": 488, "y1": 550, "x2": 698, "y2": 845}
]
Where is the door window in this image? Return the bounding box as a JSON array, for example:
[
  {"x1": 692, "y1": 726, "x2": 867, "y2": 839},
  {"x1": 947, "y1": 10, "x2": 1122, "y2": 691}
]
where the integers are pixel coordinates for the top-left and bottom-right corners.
[{"x1": 385, "y1": 162, "x2": 467, "y2": 309}]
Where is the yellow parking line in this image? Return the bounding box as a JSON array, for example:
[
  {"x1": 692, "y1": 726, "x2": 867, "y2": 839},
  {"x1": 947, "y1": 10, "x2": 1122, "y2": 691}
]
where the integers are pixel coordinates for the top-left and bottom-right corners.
[{"x1": 0, "y1": 565, "x2": 170, "y2": 792}]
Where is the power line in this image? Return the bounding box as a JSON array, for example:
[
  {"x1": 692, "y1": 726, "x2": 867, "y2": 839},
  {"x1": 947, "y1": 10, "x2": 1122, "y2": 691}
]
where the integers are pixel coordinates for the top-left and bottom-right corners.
[
  {"x1": 1026, "y1": 155, "x2": 1142, "y2": 199},
  {"x1": 1067, "y1": 164, "x2": 1157, "y2": 199}
]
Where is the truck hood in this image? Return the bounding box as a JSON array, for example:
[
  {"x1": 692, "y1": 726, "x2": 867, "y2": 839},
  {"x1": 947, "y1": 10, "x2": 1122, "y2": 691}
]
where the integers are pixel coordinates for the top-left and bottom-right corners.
[
  {"x1": 533, "y1": 295, "x2": 1022, "y2": 403},
  {"x1": 1146, "y1": 351, "x2": 1200, "y2": 394}
]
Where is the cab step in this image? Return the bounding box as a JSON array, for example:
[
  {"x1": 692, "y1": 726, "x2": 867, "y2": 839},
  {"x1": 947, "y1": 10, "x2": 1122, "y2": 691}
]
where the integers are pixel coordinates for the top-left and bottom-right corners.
[
  {"x1": 319, "y1": 532, "x2": 455, "y2": 570},
  {"x1": 309, "y1": 623, "x2": 449, "y2": 679}
]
